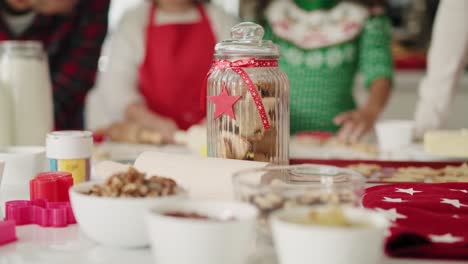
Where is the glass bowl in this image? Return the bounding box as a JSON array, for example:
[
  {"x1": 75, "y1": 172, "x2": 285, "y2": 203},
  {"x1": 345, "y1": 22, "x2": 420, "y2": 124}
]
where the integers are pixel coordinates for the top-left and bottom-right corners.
[{"x1": 232, "y1": 164, "x2": 366, "y2": 230}]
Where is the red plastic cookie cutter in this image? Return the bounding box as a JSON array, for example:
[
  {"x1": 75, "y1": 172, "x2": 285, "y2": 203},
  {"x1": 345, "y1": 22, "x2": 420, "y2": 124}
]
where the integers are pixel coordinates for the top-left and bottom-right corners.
[
  {"x1": 0, "y1": 220, "x2": 17, "y2": 246},
  {"x1": 30, "y1": 172, "x2": 73, "y2": 202},
  {"x1": 4, "y1": 199, "x2": 76, "y2": 227}
]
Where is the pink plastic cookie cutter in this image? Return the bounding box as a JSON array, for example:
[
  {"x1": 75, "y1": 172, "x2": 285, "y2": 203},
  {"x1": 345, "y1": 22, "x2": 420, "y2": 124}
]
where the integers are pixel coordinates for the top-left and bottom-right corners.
[
  {"x1": 0, "y1": 220, "x2": 17, "y2": 246},
  {"x1": 5, "y1": 199, "x2": 76, "y2": 227},
  {"x1": 30, "y1": 172, "x2": 73, "y2": 202}
]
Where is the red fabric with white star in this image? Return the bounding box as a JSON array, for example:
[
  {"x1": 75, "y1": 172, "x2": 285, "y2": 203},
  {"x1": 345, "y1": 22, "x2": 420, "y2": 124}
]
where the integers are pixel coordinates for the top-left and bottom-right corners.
[{"x1": 363, "y1": 183, "x2": 468, "y2": 260}]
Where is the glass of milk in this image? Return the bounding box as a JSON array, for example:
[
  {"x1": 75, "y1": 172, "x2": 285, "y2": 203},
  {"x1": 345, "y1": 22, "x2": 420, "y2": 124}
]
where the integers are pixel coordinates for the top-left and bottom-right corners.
[{"x1": 0, "y1": 41, "x2": 53, "y2": 146}]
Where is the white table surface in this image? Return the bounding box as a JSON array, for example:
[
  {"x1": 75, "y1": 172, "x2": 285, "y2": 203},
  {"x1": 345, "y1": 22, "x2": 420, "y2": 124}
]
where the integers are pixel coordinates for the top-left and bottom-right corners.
[
  {"x1": 0, "y1": 224, "x2": 462, "y2": 264},
  {"x1": 0, "y1": 184, "x2": 463, "y2": 264},
  {"x1": 0, "y1": 143, "x2": 465, "y2": 263}
]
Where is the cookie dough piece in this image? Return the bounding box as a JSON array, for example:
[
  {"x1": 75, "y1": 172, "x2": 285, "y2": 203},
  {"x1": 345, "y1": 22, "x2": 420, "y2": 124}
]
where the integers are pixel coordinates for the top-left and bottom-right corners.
[
  {"x1": 347, "y1": 164, "x2": 382, "y2": 178},
  {"x1": 325, "y1": 138, "x2": 379, "y2": 157},
  {"x1": 441, "y1": 163, "x2": 468, "y2": 177},
  {"x1": 106, "y1": 122, "x2": 163, "y2": 145},
  {"x1": 457, "y1": 176, "x2": 468, "y2": 182},
  {"x1": 106, "y1": 122, "x2": 140, "y2": 143},
  {"x1": 349, "y1": 142, "x2": 379, "y2": 157},
  {"x1": 396, "y1": 167, "x2": 441, "y2": 177},
  {"x1": 381, "y1": 176, "x2": 420, "y2": 183},
  {"x1": 431, "y1": 175, "x2": 464, "y2": 183},
  {"x1": 391, "y1": 172, "x2": 427, "y2": 182}
]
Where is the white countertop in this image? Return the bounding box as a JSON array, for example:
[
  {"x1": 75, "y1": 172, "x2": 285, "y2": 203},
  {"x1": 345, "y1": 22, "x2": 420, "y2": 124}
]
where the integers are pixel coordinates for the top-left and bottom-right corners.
[
  {"x1": 0, "y1": 224, "x2": 462, "y2": 264},
  {"x1": 0, "y1": 143, "x2": 466, "y2": 263},
  {"x1": 0, "y1": 181, "x2": 464, "y2": 264}
]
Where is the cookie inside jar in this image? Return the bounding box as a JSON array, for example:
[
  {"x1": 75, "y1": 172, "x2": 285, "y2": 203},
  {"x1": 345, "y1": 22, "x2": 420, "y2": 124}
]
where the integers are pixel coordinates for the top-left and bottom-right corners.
[{"x1": 217, "y1": 79, "x2": 281, "y2": 163}]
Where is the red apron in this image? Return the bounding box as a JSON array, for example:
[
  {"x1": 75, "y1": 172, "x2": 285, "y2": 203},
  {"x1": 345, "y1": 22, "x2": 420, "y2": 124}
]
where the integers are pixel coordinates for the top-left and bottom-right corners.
[{"x1": 138, "y1": 4, "x2": 216, "y2": 130}]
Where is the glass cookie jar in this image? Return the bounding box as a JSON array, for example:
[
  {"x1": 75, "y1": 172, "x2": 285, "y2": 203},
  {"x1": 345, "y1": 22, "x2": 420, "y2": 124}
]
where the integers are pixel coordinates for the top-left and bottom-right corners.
[{"x1": 206, "y1": 22, "x2": 290, "y2": 164}]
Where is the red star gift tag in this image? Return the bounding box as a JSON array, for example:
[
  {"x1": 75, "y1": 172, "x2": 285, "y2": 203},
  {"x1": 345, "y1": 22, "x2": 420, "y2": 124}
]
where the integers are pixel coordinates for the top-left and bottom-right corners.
[{"x1": 208, "y1": 84, "x2": 241, "y2": 120}]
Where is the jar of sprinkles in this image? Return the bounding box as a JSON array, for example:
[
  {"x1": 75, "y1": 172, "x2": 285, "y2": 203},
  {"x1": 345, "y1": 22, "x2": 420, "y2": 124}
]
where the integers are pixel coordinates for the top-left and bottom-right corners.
[{"x1": 46, "y1": 131, "x2": 93, "y2": 184}]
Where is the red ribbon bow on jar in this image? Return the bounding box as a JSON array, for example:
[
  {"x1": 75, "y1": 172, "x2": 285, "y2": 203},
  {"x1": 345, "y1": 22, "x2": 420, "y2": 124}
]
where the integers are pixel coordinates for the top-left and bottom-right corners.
[{"x1": 202, "y1": 58, "x2": 278, "y2": 130}]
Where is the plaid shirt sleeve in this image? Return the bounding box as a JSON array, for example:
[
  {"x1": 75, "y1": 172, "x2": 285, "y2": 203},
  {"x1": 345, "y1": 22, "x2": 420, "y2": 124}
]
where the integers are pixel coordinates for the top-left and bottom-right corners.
[{"x1": 50, "y1": 0, "x2": 110, "y2": 129}]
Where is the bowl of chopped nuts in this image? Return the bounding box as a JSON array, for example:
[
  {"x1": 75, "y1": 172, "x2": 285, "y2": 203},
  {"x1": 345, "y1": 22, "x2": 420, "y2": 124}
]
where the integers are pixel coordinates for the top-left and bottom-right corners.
[
  {"x1": 232, "y1": 164, "x2": 365, "y2": 238},
  {"x1": 69, "y1": 167, "x2": 186, "y2": 248}
]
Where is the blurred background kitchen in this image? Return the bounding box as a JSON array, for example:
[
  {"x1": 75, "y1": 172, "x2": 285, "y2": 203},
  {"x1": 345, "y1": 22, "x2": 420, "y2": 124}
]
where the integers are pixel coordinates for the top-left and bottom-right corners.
[
  {"x1": 90, "y1": 0, "x2": 466, "y2": 132},
  {"x1": 0, "y1": 0, "x2": 467, "y2": 147}
]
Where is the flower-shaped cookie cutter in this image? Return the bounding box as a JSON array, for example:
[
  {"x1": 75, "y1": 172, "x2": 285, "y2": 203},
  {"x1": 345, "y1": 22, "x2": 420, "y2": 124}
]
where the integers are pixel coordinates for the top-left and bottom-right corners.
[
  {"x1": 0, "y1": 220, "x2": 17, "y2": 246},
  {"x1": 5, "y1": 199, "x2": 76, "y2": 227},
  {"x1": 30, "y1": 172, "x2": 73, "y2": 202}
]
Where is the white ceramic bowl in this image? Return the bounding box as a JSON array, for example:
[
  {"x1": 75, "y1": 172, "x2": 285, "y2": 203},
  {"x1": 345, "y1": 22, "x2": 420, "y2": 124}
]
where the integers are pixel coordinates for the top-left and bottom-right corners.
[
  {"x1": 145, "y1": 199, "x2": 258, "y2": 264},
  {"x1": 69, "y1": 181, "x2": 186, "y2": 248},
  {"x1": 272, "y1": 206, "x2": 388, "y2": 264}
]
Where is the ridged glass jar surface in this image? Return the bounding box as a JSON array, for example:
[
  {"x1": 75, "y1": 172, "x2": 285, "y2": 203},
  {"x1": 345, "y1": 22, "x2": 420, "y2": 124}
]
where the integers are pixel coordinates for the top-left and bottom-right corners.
[{"x1": 207, "y1": 23, "x2": 290, "y2": 164}]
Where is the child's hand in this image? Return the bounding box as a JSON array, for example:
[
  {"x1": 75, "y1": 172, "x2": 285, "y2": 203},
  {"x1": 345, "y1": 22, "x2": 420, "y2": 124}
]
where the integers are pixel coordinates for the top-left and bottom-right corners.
[
  {"x1": 335, "y1": 78, "x2": 391, "y2": 143},
  {"x1": 334, "y1": 107, "x2": 379, "y2": 143}
]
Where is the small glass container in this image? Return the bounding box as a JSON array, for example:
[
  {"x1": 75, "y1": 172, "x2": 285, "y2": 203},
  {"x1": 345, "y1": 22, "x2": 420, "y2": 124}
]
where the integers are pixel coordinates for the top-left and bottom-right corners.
[
  {"x1": 232, "y1": 164, "x2": 365, "y2": 238},
  {"x1": 206, "y1": 22, "x2": 290, "y2": 164}
]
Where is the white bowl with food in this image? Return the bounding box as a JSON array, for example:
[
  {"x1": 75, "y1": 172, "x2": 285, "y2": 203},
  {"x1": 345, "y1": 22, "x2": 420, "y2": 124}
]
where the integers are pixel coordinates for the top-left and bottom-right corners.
[
  {"x1": 271, "y1": 206, "x2": 388, "y2": 264},
  {"x1": 145, "y1": 199, "x2": 258, "y2": 264},
  {"x1": 69, "y1": 168, "x2": 186, "y2": 248}
]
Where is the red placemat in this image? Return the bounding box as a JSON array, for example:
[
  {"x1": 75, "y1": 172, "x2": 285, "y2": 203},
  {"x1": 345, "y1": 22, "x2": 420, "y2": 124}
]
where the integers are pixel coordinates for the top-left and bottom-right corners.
[{"x1": 363, "y1": 183, "x2": 468, "y2": 260}]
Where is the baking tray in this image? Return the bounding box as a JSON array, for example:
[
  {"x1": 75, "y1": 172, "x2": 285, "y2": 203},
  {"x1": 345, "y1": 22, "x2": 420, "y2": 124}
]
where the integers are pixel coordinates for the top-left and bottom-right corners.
[
  {"x1": 290, "y1": 159, "x2": 465, "y2": 168},
  {"x1": 290, "y1": 159, "x2": 468, "y2": 183}
]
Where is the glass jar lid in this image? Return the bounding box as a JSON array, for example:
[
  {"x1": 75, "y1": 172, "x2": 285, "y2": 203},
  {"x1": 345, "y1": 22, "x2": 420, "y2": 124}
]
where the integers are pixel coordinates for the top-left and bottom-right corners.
[{"x1": 215, "y1": 22, "x2": 279, "y2": 58}]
